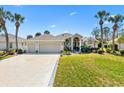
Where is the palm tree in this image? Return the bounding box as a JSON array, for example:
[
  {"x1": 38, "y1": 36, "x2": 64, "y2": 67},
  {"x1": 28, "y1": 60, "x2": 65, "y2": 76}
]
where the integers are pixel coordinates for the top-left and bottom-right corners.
[
  {"x1": 108, "y1": 14, "x2": 124, "y2": 52},
  {"x1": 44, "y1": 30, "x2": 50, "y2": 35},
  {"x1": 0, "y1": 7, "x2": 13, "y2": 51},
  {"x1": 13, "y1": 13, "x2": 25, "y2": 51},
  {"x1": 35, "y1": 32, "x2": 41, "y2": 37},
  {"x1": 95, "y1": 10, "x2": 110, "y2": 50},
  {"x1": 103, "y1": 26, "x2": 110, "y2": 42}
]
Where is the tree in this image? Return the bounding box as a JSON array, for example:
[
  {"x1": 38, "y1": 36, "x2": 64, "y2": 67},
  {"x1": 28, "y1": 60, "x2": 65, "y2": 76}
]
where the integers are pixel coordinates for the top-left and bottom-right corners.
[
  {"x1": 95, "y1": 10, "x2": 110, "y2": 49},
  {"x1": 35, "y1": 32, "x2": 41, "y2": 37},
  {"x1": 91, "y1": 27, "x2": 100, "y2": 40},
  {"x1": 108, "y1": 14, "x2": 124, "y2": 51},
  {"x1": 27, "y1": 35, "x2": 33, "y2": 39},
  {"x1": 0, "y1": 7, "x2": 13, "y2": 51},
  {"x1": 44, "y1": 30, "x2": 50, "y2": 35},
  {"x1": 103, "y1": 26, "x2": 110, "y2": 42},
  {"x1": 13, "y1": 13, "x2": 25, "y2": 51}
]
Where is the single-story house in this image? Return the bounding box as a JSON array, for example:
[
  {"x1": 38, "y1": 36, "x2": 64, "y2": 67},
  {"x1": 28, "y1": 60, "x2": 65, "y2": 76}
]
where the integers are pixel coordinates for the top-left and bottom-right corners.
[
  {"x1": 1, "y1": 33, "x2": 124, "y2": 53},
  {"x1": 108, "y1": 38, "x2": 124, "y2": 50},
  {"x1": 117, "y1": 36, "x2": 124, "y2": 50},
  {"x1": 0, "y1": 34, "x2": 27, "y2": 51},
  {"x1": 27, "y1": 33, "x2": 84, "y2": 53},
  {"x1": 0, "y1": 33, "x2": 85, "y2": 53}
]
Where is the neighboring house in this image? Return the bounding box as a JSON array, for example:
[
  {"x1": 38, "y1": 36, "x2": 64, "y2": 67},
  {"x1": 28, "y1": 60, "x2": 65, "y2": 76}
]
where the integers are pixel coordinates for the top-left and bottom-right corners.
[
  {"x1": 117, "y1": 37, "x2": 124, "y2": 50},
  {"x1": 109, "y1": 38, "x2": 123, "y2": 50},
  {"x1": 84, "y1": 37, "x2": 99, "y2": 48},
  {"x1": 0, "y1": 34, "x2": 27, "y2": 51},
  {"x1": 0, "y1": 33, "x2": 86, "y2": 53}
]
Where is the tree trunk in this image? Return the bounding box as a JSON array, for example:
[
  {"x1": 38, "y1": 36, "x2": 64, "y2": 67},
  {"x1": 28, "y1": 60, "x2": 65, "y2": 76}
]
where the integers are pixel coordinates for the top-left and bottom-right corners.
[
  {"x1": 105, "y1": 33, "x2": 107, "y2": 42},
  {"x1": 112, "y1": 30, "x2": 115, "y2": 52},
  {"x1": 3, "y1": 26, "x2": 9, "y2": 51},
  {"x1": 94, "y1": 41, "x2": 95, "y2": 48},
  {"x1": 15, "y1": 26, "x2": 19, "y2": 51},
  {"x1": 100, "y1": 25, "x2": 104, "y2": 50}
]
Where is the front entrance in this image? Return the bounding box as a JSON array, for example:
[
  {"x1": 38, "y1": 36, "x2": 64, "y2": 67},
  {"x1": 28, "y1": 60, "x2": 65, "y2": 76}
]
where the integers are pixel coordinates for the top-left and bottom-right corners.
[{"x1": 73, "y1": 37, "x2": 80, "y2": 51}]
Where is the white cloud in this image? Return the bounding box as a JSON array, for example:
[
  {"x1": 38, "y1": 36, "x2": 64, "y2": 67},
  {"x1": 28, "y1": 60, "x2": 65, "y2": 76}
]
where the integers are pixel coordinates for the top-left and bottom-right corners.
[
  {"x1": 69, "y1": 12, "x2": 77, "y2": 16},
  {"x1": 50, "y1": 24, "x2": 56, "y2": 28}
]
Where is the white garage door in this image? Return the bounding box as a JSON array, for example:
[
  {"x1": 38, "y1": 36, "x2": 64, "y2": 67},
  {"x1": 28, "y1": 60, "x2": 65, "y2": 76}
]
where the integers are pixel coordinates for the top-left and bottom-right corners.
[
  {"x1": 28, "y1": 43, "x2": 35, "y2": 53},
  {"x1": 39, "y1": 42, "x2": 62, "y2": 53}
]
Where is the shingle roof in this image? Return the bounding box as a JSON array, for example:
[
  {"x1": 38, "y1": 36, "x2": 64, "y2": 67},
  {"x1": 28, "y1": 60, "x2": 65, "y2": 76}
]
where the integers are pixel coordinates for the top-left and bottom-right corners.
[
  {"x1": 0, "y1": 33, "x2": 25, "y2": 42},
  {"x1": 28, "y1": 33, "x2": 83, "y2": 41},
  {"x1": 56, "y1": 33, "x2": 73, "y2": 40},
  {"x1": 28, "y1": 34, "x2": 64, "y2": 41},
  {"x1": 28, "y1": 33, "x2": 73, "y2": 41}
]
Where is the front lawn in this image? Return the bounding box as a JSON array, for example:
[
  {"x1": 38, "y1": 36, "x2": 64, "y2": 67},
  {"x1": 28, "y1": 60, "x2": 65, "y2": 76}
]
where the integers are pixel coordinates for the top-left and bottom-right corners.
[
  {"x1": 54, "y1": 54, "x2": 124, "y2": 87},
  {"x1": 0, "y1": 55, "x2": 13, "y2": 61}
]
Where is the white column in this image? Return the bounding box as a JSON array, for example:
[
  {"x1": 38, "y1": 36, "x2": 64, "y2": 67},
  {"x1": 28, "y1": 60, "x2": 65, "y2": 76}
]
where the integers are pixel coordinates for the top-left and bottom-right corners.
[
  {"x1": 79, "y1": 39, "x2": 82, "y2": 52},
  {"x1": 71, "y1": 38, "x2": 73, "y2": 51}
]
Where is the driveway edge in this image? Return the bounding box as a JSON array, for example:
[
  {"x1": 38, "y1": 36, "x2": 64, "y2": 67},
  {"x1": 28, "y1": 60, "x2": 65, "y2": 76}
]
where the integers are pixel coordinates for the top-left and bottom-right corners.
[{"x1": 48, "y1": 55, "x2": 60, "y2": 87}]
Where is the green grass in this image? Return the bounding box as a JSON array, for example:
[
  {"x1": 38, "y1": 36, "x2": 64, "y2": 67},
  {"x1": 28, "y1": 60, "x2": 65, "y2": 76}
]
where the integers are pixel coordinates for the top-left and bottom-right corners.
[
  {"x1": 0, "y1": 55, "x2": 13, "y2": 61},
  {"x1": 54, "y1": 54, "x2": 124, "y2": 87}
]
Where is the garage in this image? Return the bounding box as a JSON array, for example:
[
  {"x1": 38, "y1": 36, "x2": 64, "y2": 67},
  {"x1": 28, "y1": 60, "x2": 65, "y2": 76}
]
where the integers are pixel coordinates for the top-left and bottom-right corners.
[
  {"x1": 39, "y1": 41, "x2": 63, "y2": 53},
  {"x1": 27, "y1": 34, "x2": 64, "y2": 53},
  {"x1": 28, "y1": 43, "x2": 35, "y2": 53}
]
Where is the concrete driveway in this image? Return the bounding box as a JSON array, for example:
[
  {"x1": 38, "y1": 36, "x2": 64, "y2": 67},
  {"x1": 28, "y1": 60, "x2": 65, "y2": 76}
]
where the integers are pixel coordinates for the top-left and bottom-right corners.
[{"x1": 0, "y1": 54, "x2": 60, "y2": 87}]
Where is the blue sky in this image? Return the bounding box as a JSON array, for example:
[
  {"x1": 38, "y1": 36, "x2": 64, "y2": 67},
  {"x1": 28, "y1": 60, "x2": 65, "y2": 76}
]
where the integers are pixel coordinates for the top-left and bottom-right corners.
[{"x1": 1, "y1": 5, "x2": 124, "y2": 38}]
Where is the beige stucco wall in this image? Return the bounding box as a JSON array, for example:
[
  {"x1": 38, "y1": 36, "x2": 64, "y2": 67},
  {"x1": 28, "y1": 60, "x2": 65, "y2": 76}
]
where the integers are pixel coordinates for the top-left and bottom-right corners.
[
  {"x1": 119, "y1": 43, "x2": 124, "y2": 50},
  {"x1": 0, "y1": 41, "x2": 27, "y2": 51},
  {"x1": 27, "y1": 41, "x2": 64, "y2": 53}
]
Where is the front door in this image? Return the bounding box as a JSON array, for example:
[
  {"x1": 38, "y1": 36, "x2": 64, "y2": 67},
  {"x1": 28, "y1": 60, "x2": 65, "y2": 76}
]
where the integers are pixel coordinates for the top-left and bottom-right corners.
[{"x1": 73, "y1": 37, "x2": 80, "y2": 51}]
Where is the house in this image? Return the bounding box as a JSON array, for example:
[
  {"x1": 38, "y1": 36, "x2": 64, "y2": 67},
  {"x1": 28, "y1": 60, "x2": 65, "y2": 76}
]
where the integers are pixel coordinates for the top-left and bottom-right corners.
[
  {"x1": 0, "y1": 33, "x2": 85, "y2": 53},
  {"x1": 108, "y1": 38, "x2": 124, "y2": 50},
  {"x1": 117, "y1": 36, "x2": 124, "y2": 50},
  {"x1": 0, "y1": 34, "x2": 27, "y2": 51},
  {"x1": 27, "y1": 33, "x2": 84, "y2": 53}
]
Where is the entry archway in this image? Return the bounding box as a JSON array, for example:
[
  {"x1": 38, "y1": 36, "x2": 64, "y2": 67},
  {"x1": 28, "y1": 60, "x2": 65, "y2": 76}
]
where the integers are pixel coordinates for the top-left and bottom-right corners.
[{"x1": 73, "y1": 37, "x2": 80, "y2": 51}]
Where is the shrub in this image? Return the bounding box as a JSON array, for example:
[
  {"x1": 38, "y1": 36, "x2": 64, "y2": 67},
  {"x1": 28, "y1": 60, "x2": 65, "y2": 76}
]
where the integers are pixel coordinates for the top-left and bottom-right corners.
[
  {"x1": 106, "y1": 48, "x2": 111, "y2": 53},
  {"x1": 115, "y1": 51, "x2": 121, "y2": 55},
  {"x1": 8, "y1": 50, "x2": 16, "y2": 55},
  {"x1": 0, "y1": 51, "x2": 6, "y2": 56},
  {"x1": 62, "y1": 50, "x2": 71, "y2": 55},
  {"x1": 92, "y1": 50, "x2": 97, "y2": 53},
  {"x1": 120, "y1": 50, "x2": 124, "y2": 56},
  {"x1": 91, "y1": 48, "x2": 98, "y2": 53},
  {"x1": 17, "y1": 49, "x2": 23, "y2": 54},
  {"x1": 81, "y1": 46, "x2": 91, "y2": 53},
  {"x1": 23, "y1": 50, "x2": 26, "y2": 53},
  {"x1": 103, "y1": 48, "x2": 107, "y2": 52},
  {"x1": 97, "y1": 48, "x2": 104, "y2": 54},
  {"x1": 35, "y1": 50, "x2": 38, "y2": 53}
]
